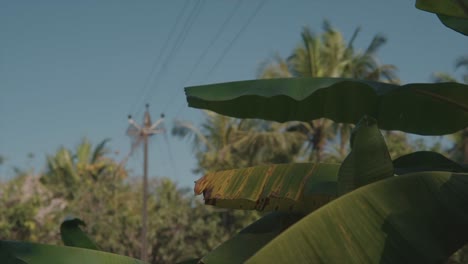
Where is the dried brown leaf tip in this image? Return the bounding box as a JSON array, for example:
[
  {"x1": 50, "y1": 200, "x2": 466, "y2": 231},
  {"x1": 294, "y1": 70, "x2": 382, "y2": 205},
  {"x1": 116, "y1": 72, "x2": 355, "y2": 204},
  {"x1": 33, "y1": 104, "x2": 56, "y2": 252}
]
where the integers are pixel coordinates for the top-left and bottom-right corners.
[{"x1": 194, "y1": 176, "x2": 208, "y2": 195}]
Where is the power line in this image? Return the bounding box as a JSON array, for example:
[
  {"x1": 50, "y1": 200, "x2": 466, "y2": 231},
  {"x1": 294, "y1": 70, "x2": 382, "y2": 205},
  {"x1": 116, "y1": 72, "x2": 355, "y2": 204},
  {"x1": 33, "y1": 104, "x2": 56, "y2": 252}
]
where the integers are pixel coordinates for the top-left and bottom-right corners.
[
  {"x1": 203, "y1": 0, "x2": 268, "y2": 80},
  {"x1": 162, "y1": 132, "x2": 179, "y2": 182},
  {"x1": 162, "y1": 0, "x2": 245, "y2": 113},
  {"x1": 173, "y1": 0, "x2": 268, "y2": 119},
  {"x1": 141, "y1": 0, "x2": 205, "y2": 115},
  {"x1": 128, "y1": 2, "x2": 190, "y2": 116},
  {"x1": 136, "y1": 1, "x2": 202, "y2": 118}
]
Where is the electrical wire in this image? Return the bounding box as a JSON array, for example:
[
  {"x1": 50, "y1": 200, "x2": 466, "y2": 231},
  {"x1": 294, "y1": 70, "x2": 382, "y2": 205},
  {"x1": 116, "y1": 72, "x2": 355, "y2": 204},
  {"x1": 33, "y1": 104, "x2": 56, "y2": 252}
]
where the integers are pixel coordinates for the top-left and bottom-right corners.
[
  {"x1": 128, "y1": 1, "x2": 190, "y2": 116},
  {"x1": 162, "y1": 0, "x2": 244, "y2": 113},
  {"x1": 162, "y1": 131, "x2": 179, "y2": 182},
  {"x1": 140, "y1": 0, "x2": 205, "y2": 116},
  {"x1": 135, "y1": 1, "x2": 203, "y2": 118},
  {"x1": 124, "y1": 2, "x2": 204, "y2": 182},
  {"x1": 203, "y1": 0, "x2": 268, "y2": 80},
  {"x1": 173, "y1": 0, "x2": 268, "y2": 119}
]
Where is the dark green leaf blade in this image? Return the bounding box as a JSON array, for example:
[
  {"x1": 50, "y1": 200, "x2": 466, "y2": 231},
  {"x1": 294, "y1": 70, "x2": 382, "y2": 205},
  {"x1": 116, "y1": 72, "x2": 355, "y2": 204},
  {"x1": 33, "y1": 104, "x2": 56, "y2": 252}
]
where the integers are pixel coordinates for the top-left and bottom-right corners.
[
  {"x1": 0, "y1": 240, "x2": 144, "y2": 264},
  {"x1": 200, "y1": 212, "x2": 302, "y2": 264},
  {"x1": 438, "y1": 14, "x2": 468, "y2": 36},
  {"x1": 415, "y1": 0, "x2": 468, "y2": 35},
  {"x1": 60, "y1": 218, "x2": 98, "y2": 250},
  {"x1": 415, "y1": 0, "x2": 468, "y2": 18},
  {"x1": 176, "y1": 259, "x2": 200, "y2": 264},
  {"x1": 246, "y1": 172, "x2": 468, "y2": 264},
  {"x1": 338, "y1": 116, "x2": 393, "y2": 195},
  {"x1": 185, "y1": 78, "x2": 468, "y2": 135},
  {"x1": 393, "y1": 151, "x2": 468, "y2": 175}
]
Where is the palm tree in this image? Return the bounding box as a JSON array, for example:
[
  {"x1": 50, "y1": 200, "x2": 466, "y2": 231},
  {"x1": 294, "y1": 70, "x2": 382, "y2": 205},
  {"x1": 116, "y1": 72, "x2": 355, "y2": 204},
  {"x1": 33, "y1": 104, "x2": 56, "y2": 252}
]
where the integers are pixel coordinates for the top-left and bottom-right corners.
[
  {"x1": 432, "y1": 55, "x2": 468, "y2": 164},
  {"x1": 172, "y1": 111, "x2": 306, "y2": 173},
  {"x1": 40, "y1": 138, "x2": 122, "y2": 200},
  {"x1": 259, "y1": 21, "x2": 399, "y2": 162},
  {"x1": 172, "y1": 112, "x2": 306, "y2": 233}
]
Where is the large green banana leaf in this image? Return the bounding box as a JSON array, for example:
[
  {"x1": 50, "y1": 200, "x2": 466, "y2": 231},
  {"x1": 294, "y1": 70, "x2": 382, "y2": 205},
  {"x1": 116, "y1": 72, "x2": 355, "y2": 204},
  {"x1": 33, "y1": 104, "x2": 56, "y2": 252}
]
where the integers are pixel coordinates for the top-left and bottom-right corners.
[
  {"x1": 416, "y1": 0, "x2": 468, "y2": 18},
  {"x1": 0, "y1": 240, "x2": 144, "y2": 264},
  {"x1": 246, "y1": 172, "x2": 468, "y2": 264},
  {"x1": 60, "y1": 218, "x2": 99, "y2": 250},
  {"x1": 177, "y1": 259, "x2": 201, "y2": 264},
  {"x1": 415, "y1": 0, "x2": 468, "y2": 35},
  {"x1": 185, "y1": 78, "x2": 468, "y2": 135},
  {"x1": 393, "y1": 151, "x2": 468, "y2": 175},
  {"x1": 437, "y1": 14, "x2": 468, "y2": 36},
  {"x1": 338, "y1": 116, "x2": 393, "y2": 195},
  {"x1": 194, "y1": 163, "x2": 339, "y2": 214},
  {"x1": 200, "y1": 212, "x2": 302, "y2": 264}
]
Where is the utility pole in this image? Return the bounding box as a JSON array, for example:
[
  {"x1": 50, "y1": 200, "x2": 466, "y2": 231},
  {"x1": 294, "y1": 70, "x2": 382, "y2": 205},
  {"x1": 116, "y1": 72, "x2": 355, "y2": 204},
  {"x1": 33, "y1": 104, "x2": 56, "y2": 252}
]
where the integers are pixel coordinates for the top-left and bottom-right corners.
[{"x1": 127, "y1": 104, "x2": 164, "y2": 262}]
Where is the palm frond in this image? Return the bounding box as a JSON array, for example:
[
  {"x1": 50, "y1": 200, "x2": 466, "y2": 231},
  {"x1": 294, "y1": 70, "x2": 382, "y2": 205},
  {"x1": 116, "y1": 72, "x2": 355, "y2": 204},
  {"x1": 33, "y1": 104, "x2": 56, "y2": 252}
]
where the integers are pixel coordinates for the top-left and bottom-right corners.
[
  {"x1": 365, "y1": 34, "x2": 387, "y2": 55},
  {"x1": 455, "y1": 56, "x2": 468, "y2": 70},
  {"x1": 91, "y1": 138, "x2": 111, "y2": 164},
  {"x1": 432, "y1": 72, "x2": 458, "y2": 83}
]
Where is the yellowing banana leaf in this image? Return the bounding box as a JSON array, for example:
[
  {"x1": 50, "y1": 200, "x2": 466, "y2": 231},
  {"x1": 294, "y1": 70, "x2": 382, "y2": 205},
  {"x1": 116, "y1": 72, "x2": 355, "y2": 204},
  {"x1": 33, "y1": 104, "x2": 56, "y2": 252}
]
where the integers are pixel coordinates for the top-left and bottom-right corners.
[
  {"x1": 200, "y1": 212, "x2": 302, "y2": 264},
  {"x1": 246, "y1": 172, "x2": 468, "y2": 264},
  {"x1": 194, "y1": 163, "x2": 339, "y2": 214},
  {"x1": 185, "y1": 78, "x2": 468, "y2": 135},
  {"x1": 0, "y1": 240, "x2": 143, "y2": 264}
]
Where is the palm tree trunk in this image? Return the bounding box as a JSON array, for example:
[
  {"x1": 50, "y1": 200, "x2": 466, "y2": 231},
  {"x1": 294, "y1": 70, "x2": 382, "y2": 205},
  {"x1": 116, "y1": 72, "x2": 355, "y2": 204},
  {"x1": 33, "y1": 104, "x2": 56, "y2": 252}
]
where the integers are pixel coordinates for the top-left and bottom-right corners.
[
  {"x1": 339, "y1": 124, "x2": 350, "y2": 158},
  {"x1": 463, "y1": 128, "x2": 468, "y2": 164},
  {"x1": 313, "y1": 124, "x2": 326, "y2": 162}
]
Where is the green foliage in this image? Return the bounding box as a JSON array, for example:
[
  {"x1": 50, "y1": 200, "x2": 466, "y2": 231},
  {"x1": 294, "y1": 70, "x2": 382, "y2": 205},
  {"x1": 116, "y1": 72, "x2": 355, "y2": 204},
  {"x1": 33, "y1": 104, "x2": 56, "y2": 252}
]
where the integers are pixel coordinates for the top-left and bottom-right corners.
[
  {"x1": 259, "y1": 21, "x2": 399, "y2": 82},
  {"x1": 246, "y1": 172, "x2": 468, "y2": 263},
  {"x1": 186, "y1": 78, "x2": 468, "y2": 135},
  {"x1": 433, "y1": 56, "x2": 468, "y2": 164},
  {"x1": 40, "y1": 138, "x2": 121, "y2": 200},
  {"x1": 194, "y1": 163, "x2": 339, "y2": 214},
  {"x1": 60, "y1": 218, "x2": 98, "y2": 250},
  {"x1": 415, "y1": 0, "x2": 468, "y2": 35},
  {"x1": 200, "y1": 212, "x2": 303, "y2": 264},
  {"x1": 58, "y1": 169, "x2": 248, "y2": 263},
  {"x1": 183, "y1": 11, "x2": 468, "y2": 264},
  {"x1": 337, "y1": 116, "x2": 393, "y2": 195},
  {"x1": 0, "y1": 240, "x2": 144, "y2": 264},
  {"x1": 384, "y1": 131, "x2": 423, "y2": 159},
  {"x1": 393, "y1": 151, "x2": 468, "y2": 174},
  {"x1": 3, "y1": 4, "x2": 468, "y2": 263},
  {"x1": 0, "y1": 175, "x2": 59, "y2": 244},
  {"x1": 173, "y1": 112, "x2": 305, "y2": 174},
  {"x1": 0, "y1": 139, "x2": 262, "y2": 264}
]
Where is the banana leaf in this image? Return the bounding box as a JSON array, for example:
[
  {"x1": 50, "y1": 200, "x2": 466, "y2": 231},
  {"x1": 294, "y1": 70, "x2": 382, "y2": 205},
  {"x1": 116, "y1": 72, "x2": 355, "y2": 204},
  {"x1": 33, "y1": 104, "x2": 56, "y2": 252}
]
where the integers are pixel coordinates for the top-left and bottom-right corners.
[
  {"x1": 0, "y1": 240, "x2": 144, "y2": 264},
  {"x1": 393, "y1": 151, "x2": 468, "y2": 175},
  {"x1": 437, "y1": 14, "x2": 468, "y2": 36},
  {"x1": 185, "y1": 78, "x2": 468, "y2": 135},
  {"x1": 60, "y1": 218, "x2": 98, "y2": 250},
  {"x1": 177, "y1": 259, "x2": 200, "y2": 264},
  {"x1": 246, "y1": 172, "x2": 468, "y2": 264},
  {"x1": 415, "y1": 0, "x2": 468, "y2": 35},
  {"x1": 416, "y1": 0, "x2": 468, "y2": 18},
  {"x1": 194, "y1": 163, "x2": 339, "y2": 214},
  {"x1": 338, "y1": 116, "x2": 393, "y2": 195},
  {"x1": 200, "y1": 212, "x2": 302, "y2": 264}
]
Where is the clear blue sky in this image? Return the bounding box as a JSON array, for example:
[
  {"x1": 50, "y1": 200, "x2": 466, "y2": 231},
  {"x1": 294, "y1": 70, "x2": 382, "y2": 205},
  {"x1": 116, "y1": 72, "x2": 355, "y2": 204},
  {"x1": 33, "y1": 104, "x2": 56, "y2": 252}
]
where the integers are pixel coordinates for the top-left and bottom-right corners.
[{"x1": 1, "y1": 0, "x2": 467, "y2": 186}]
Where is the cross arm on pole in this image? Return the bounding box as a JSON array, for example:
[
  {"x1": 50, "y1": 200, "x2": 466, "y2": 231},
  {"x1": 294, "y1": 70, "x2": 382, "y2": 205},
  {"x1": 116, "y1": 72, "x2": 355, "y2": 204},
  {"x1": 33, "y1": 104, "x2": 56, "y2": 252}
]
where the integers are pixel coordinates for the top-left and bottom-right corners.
[{"x1": 128, "y1": 115, "x2": 143, "y2": 131}]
